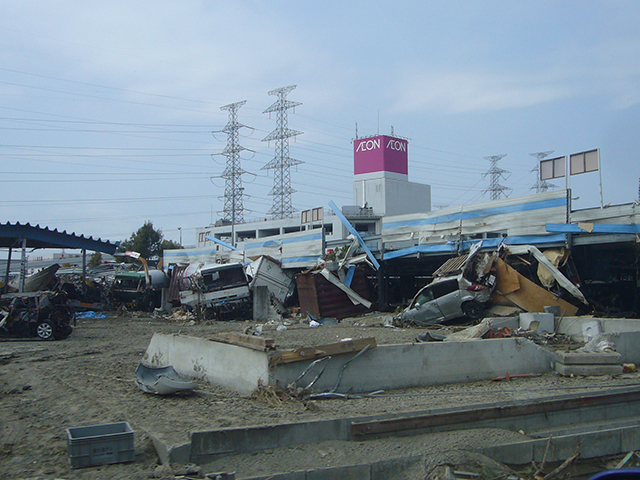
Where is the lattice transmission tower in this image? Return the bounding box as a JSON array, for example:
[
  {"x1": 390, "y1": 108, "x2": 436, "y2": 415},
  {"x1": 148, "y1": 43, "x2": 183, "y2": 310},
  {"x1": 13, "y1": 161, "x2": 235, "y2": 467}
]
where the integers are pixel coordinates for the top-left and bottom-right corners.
[
  {"x1": 220, "y1": 100, "x2": 250, "y2": 225},
  {"x1": 261, "y1": 85, "x2": 303, "y2": 219},
  {"x1": 482, "y1": 154, "x2": 512, "y2": 200},
  {"x1": 529, "y1": 150, "x2": 556, "y2": 193}
]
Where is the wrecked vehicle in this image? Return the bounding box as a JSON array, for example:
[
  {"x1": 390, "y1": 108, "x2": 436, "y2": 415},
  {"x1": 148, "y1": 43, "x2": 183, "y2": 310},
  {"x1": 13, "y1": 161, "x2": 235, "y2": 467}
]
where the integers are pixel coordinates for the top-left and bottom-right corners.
[
  {"x1": 0, "y1": 291, "x2": 73, "y2": 340},
  {"x1": 395, "y1": 242, "x2": 497, "y2": 326},
  {"x1": 397, "y1": 273, "x2": 495, "y2": 326},
  {"x1": 178, "y1": 262, "x2": 251, "y2": 316},
  {"x1": 174, "y1": 256, "x2": 294, "y2": 319},
  {"x1": 246, "y1": 255, "x2": 294, "y2": 309},
  {"x1": 111, "y1": 269, "x2": 168, "y2": 311},
  {"x1": 396, "y1": 241, "x2": 590, "y2": 327}
]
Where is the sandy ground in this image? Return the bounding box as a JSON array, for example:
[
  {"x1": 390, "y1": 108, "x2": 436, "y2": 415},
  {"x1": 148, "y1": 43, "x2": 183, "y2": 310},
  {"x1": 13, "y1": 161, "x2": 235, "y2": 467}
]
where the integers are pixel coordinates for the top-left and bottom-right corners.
[{"x1": 1, "y1": 311, "x2": 637, "y2": 479}]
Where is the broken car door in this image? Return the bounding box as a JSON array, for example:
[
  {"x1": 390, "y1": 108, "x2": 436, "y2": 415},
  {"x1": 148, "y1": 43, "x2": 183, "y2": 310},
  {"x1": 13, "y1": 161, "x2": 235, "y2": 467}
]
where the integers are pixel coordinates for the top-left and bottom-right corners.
[
  {"x1": 432, "y1": 279, "x2": 463, "y2": 320},
  {"x1": 408, "y1": 285, "x2": 445, "y2": 324}
]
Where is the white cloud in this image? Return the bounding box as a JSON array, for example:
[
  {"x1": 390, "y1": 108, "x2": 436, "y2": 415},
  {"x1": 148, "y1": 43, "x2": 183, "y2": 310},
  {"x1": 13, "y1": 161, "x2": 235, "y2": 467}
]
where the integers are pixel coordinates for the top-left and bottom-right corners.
[{"x1": 393, "y1": 70, "x2": 576, "y2": 114}]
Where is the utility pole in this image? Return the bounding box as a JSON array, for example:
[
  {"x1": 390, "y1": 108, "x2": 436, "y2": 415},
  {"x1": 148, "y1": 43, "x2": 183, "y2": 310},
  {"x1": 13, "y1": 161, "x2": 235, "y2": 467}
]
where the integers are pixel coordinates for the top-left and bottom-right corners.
[
  {"x1": 482, "y1": 154, "x2": 512, "y2": 200},
  {"x1": 529, "y1": 151, "x2": 556, "y2": 192},
  {"x1": 262, "y1": 85, "x2": 303, "y2": 219},
  {"x1": 220, "y1": 100, "x2": 250, "y2": 244}
]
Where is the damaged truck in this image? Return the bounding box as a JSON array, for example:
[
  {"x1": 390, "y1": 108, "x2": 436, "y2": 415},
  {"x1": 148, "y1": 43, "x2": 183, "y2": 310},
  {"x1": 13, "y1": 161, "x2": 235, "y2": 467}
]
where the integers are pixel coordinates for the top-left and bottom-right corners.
[
  {"x1": 111, "y1": 251, "x2": 169, "y2": 311},
  {"x1": 175, "y1": 255, "x2": 293, "y2": 319}
]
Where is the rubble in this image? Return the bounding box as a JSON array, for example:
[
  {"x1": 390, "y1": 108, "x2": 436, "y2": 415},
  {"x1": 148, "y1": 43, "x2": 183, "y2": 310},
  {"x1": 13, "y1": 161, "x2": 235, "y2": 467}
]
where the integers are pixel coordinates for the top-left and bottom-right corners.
[
  {"x1": 2, "y1": 226, "x2": 640, "y2": 478},
  {"x1": 134, "y1": 364, "x2": 198, "y2": 395}
]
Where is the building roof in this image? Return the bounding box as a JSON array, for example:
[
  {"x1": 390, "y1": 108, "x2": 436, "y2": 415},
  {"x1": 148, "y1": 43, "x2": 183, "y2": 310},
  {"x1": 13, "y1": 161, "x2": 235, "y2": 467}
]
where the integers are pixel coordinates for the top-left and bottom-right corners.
[{"x1": 0, "y1": 222, "x2": 118, "y2": 254}]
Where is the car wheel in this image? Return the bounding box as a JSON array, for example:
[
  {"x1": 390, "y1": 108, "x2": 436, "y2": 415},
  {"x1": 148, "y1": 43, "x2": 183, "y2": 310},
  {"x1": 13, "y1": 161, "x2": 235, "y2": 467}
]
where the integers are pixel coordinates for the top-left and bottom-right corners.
[
  {"x1": 461, "y1": 301, "x2": 483, "y2": 319},
  {"x1": 36, "y1": 320, "x2": 55, "y2": 340}
]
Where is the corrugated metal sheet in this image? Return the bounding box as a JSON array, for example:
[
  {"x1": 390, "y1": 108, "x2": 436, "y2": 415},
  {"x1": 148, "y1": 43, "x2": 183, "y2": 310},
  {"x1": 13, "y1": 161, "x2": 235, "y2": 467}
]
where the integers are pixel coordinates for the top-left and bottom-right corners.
[
  {"x1": 296, "y1": 266, "x2": 371, "y2": 319},
  {"x1": 166, "y1": 264, "x2": 187, "y2": 304},
  {"x1": 382, "y1": 190, "x2": 568, "y2": 246},
  {"x1": 433, "y1": 254, "x2": 468, "y2": 277},
  {"x1": 162, "y1": 246, "x2": 239, "y2": 266},
  {"x1": 242, "y1": 230, "x2": 323, "y2": 269},
  {"x1": 569, "y1": 202, "x2": 640, "y2": 225}
]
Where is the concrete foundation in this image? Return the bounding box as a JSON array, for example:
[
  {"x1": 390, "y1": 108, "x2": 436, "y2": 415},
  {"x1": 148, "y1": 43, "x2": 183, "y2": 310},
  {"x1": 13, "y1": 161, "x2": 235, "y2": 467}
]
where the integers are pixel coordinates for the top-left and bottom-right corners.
[
  {"x1": 142, "y1": 333, "x2": 556, "y2": 396},
  {"x1": 141, "y1": 317, "x2": 640, "y2": 397},
  {"x1": 142, "y1": 333, "x2": 269, "y2": 395},
  {"x1": 555, "y1": 363, "x2": 624, "y2": 376},
  {"x1": 139, "y1": 317, "x2": 640, "y2": 475},
  {"x1": 271, "y1": 337, "x2": 554, "y2": 393},
  {"x1": 150, "y1": 385, "x2": 640, "y2": 472}
]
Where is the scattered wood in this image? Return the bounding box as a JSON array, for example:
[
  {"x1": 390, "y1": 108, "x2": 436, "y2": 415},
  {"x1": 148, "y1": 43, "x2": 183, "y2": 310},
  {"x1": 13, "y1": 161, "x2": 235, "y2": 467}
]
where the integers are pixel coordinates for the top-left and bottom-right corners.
[
  {"x1": 533, "y1": 435, "x2": 553, "y2": 479},
  {"x1": 211, "y1": 332, "x2": 275, "y2": 351},
  {"x1": 269, "y1": 337, "x2": 377, "y2": 365},
  {"x1": 492, "y1": 373, "x2": 542, "y2": 381},
  {"x1": 615, "y1": 451, "x2": 639, "y2": 469},
  {"x1": 542, "y1": 443, "x2": 580, "y2": 480}
]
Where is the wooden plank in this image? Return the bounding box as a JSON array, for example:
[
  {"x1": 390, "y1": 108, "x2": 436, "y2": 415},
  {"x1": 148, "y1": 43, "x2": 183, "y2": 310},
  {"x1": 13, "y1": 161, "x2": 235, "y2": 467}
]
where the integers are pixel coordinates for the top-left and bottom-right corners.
[
  {"x1": 211, "y1": 332, "x2": 275, "y2": 351},
  {"x1": 270, "y1": 337, "x2": 377, "y2": 365}
]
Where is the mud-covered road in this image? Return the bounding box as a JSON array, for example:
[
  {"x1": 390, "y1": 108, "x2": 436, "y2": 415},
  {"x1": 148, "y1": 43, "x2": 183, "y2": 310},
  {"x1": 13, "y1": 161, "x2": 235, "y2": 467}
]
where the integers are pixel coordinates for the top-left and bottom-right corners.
[{"x1": 0, "y1": 311, "x2": 635, "y2": 479}]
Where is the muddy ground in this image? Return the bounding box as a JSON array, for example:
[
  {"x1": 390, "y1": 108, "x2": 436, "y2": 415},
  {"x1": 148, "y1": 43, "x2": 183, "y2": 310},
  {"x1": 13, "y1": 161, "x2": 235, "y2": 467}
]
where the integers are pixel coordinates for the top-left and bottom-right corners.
[{"x1": 1, "y1": 311, "x2": 637, "y2": 479}]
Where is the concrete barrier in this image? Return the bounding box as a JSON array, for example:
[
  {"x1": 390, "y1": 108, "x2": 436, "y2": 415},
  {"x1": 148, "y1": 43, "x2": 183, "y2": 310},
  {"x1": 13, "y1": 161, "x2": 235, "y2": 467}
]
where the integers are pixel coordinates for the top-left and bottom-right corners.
[
  {"x1": 142, "y1": 333, "x2": 556, "y2": 396},
  {"x1": 271, "y1": 337, "x2": 555, "y2": 393},
  {"x1": 142, "y1": 333, "x2": 270, "y2": 395}
]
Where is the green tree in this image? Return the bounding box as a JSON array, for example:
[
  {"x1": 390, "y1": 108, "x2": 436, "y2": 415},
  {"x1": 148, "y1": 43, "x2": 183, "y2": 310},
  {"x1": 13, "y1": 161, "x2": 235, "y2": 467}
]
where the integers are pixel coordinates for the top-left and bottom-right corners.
[
  {"x1": 161, "y1": 239, "x2": 182, "y2": 250},
  {"x1": 88, "y1": 251, "x2": 103, "y2": 267},
  {"x1": 118, "y1": 221, "x2": 164, "y2": 260}
]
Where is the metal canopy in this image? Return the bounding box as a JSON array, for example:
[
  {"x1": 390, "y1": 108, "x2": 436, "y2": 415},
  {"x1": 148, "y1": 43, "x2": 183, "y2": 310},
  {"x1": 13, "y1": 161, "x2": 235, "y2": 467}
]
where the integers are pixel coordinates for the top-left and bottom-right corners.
[{"x1": 0, "y1": 222, "x2": 118, "y2": 254}]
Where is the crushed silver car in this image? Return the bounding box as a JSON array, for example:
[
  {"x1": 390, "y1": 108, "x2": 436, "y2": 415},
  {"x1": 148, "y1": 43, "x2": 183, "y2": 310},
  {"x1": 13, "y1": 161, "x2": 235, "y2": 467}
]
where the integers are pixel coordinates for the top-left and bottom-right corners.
[{"x1": 395, "y1": 242, "x2": 496, "y2": 326}]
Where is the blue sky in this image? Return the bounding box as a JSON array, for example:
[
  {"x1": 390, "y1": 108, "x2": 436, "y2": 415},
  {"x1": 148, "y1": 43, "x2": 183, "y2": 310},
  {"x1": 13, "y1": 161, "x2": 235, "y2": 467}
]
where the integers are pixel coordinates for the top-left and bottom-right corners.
[{"x1": 1, "y1": 1, "x2": 639, "y2": 247}]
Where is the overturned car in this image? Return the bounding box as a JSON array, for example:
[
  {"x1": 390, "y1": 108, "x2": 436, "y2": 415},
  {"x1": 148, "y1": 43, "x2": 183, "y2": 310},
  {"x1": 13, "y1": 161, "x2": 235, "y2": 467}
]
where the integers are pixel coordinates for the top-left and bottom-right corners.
[
  {"x1": 0, "y1": 291, "x2": 74, "y2": 340},
  {"x1": 395, "y1": 244, "x2": 497, "y2": 327},
  {"x1": 395, "y1": 241, "x2": 590, "y2": 327},
  {"x1": 397, "y1": 273, "x2": 495, "y2": 326}
]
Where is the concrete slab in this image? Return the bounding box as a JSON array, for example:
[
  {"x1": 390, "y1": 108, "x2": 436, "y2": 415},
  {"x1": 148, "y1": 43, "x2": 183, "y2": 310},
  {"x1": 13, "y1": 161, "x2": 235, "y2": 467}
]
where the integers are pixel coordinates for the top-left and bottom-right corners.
[
  {"x1": 555, "y1": 351, "x2": 622, "y2": 365},
  {"x1": 555, "y1": 363, "x2": 623, "y2": 377},
  {"x1": 140, "y1": 318, "x2": 640, "y2": 398},
  {"x1": 189, "y1": 418, "x2": 352, "y2": 463},
  {"x1": 520, "y1": 312, "x2": 555, "y2": 333},
  {"x1": 602, "y1": 331, "x2": 640, "y2": 365},
  {"x1": 272, "y1": 337, "x2": 556, "y2": 394},
  {"x1": 557, "y1": 317, "x2": 602, "y2": 342},
  {"x1": 370, "y1": 456, "x2": 423, "y2": 480},
  {"x1": 252, "y1": 285, "x2": 269, "y2": 322},
  {"x1": 307, "y1": 464, "x2": 371, "y2": 480},
  {"x1": 142, "y1": 333, "x2": 269, "y2": 395},
  {"x1": 482, "y1": 425, "x2": 640, "y2": 465}
]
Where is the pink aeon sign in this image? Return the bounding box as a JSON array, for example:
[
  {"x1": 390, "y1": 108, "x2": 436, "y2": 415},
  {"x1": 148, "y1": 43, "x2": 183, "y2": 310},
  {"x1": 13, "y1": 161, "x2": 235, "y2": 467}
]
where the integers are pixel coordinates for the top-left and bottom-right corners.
[{"x1": 353, "y1": 135, "x2": 408, "y2": 175}]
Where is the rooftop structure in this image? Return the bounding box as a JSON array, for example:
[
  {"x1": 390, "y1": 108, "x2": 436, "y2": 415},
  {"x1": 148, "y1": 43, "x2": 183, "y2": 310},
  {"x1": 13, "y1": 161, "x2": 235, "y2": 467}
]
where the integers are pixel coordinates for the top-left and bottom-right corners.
[{"x1": 352, "y1": 134, "x2": 431, "y2": 216}]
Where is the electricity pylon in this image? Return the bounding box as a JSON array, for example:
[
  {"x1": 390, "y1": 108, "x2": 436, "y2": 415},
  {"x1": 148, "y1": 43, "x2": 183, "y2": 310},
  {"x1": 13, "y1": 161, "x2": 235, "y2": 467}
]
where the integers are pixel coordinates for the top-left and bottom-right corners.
[{"x1": 261, "y1": 85, "x2": 303, "y2": 219}]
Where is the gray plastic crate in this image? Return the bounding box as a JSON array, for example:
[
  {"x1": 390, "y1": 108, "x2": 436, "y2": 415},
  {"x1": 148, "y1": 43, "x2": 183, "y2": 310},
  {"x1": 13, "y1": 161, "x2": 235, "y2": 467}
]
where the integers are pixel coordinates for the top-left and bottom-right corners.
[{"x1": 66, "y1": 422, "x2": 134, "y2": 468}]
